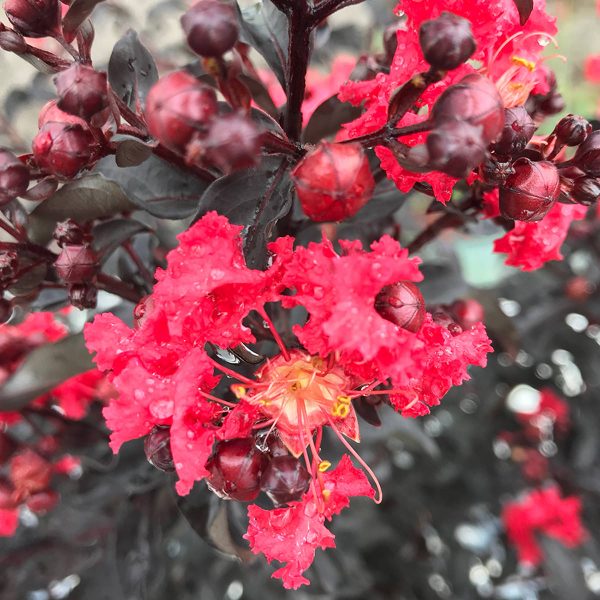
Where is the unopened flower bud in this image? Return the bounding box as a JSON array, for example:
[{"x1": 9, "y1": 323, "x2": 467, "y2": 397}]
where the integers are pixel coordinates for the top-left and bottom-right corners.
[
  {"x1": 538, "y1": 90, "x2": 565, "y2": 116},
  {"x1": 449, "y1": 299, "x2": 484, "y2": 330},
  {"x1": 375, "y1": 281, "x2": 425, "y2": 333},
  {"x1": 431, "y1": 74, "x2": 504, "y2": 144},
  {"x1": 0, "y1": 149, "x2": 29, "y2": 205},
  {"x1": 260, "y1": 456, "x2": 311, "y2": 507},
  {"x1": 54, "y1": 245, "x2": 97, "y2": 283},
  {"x1": 0, "y1": 29, "x2": 27, "y2": 53},
  {"x1": 426, "y1": 120, "x2": 487, "y2": 178},
  {"x1": 492, "y1": 107, "x2": 536, "y2": 157},
  {"x1": 291, "y1": 141, "x2": 375, "y2": 222},
  {"x1": 146, "y1": 71, "x2": 218, "y2": 153},
  {"x1": 181, "y1": 0, "x2": 239, "y2": 58},
  {"x1": 480, "y1": 158, "x2": 515, "y2": 185},
  {"x1": 500, "y1": 158, "x2": 560, "y2": 222},
  {"x1": 419, "y1": 12, "x2": 475, "y2": 71},
  {"x1": 0, "y1": 250, "x2": 18, "y2": 284},
  {"x1": 201, "y1": 112, "x2": 261, "y2": 174},
  {"x1": 10, "y1": 449, "x2": 52, "y2": 497},
  {"x1": 571, "y1": 176, "x2": 600, "y2": 206},
  {"x1": 144, "y1": 426, "x2": 175, "y2": 472},
  {"x1": 32, "y1": 122, "x2": 96, "y2": 178},
  {"x1": 4, "y1": 0, "x2": 60, "y2": 38},
  {"x1": 573, "y1": 130, "x2": 600, "y2": 177},
  {"x1": 26, "y1": 489, "x2": 59, "y2": 513},
  {"x1": 554, "y1": 114, "x2": 591, "y2": 147},
  {"x1": 206, "y1": 438, "x2": 266, "y2": 502},
  {"x1": 38, "y1": 100, "x2": 88, "y2": 128},
  {"x1": 68, "y1": 283, "x2": 97, "y2": 310},
  {"x1": 432, "y1": 310, "x2": 463, "y2": 336},
  {"x1": 54, "y1": 63, "x2": 109, "y2": 121},
  {"x1": 53, "y1": 219, "x2": 86, "y2": 247}
]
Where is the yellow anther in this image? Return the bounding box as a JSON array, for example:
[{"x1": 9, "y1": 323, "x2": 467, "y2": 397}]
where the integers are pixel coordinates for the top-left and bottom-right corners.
[
  {"x1": 322, "y1": 489, "x2": 331, "y2": 501},
  {"x1": 331, "y1": 403, "x2": 350, "y2": 419},
  {"x1": 231, "y1": 384, "x2": 247, "y2": 399},
  {"x1": 411, "y1": 74, "x2": 426, "y2": 88},
  {"x1": 318, "y1": 460, "x2": 332, "y2": 472},
  {"x1": 259, "y1": 398, "x2": 271, "y2": 406},
  {"x1": 337, "y1": 395, "x2": 351, "y2": 405},
  {"x1": 511, "y1": 56, "x2": 536, "y2": 71}
]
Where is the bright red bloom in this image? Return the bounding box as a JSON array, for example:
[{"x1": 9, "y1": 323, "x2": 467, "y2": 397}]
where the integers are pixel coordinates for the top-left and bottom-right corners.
[
  {"x1": 245, "y1": 456, "x2": 373, "y2": 589},
  {"x1": 585, "y1": 54, "x2": 600, "y2": 83},
  {"x1": 0, "y1": 508, "x2": 18, "y2": 537},
  {"x1": 503, "y1": 486, "x2": 586, "y2": 565}
]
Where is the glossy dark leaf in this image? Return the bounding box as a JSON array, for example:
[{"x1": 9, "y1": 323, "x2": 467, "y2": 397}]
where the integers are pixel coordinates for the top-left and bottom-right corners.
[
  {"x1": 28, "y1": 175, "x2": 135, "y2": 244},
  {"x1": 238, "y1": 73, "x2": 280, "y2": 118},
  {"x1": 302, "y1": 95, "x2": 362, "y2": 144},
  {"x1": 95, "y1": 154, "x2": 211, "y2": 219},
  {"x1": 176, "y1": 485, "x2": 254, "y2": 562},
  {"x1": 237, "y1": 0, "x2": 289, "y2": 89},
  {"x1": 108, "y1": 29, "x2": 158, "y2": 109},
  {"x1": 513, "y1": 0, "x2": 534, "y2": 25},
  {"x1": 0, "y1": 334, "x2": 94, "y2": 412},
  {"x1": 62, "y1": 0, "x2": 105, "y2": 40},
  {"x1": 114, "y1": 136, "x2": 154, "y2": 167},
  {"x1": 92, "y1": 218, "x2": 151, "y2": 260},
  {"x1": 195, "y1": 157, "x2": 293, "y2": 269}
]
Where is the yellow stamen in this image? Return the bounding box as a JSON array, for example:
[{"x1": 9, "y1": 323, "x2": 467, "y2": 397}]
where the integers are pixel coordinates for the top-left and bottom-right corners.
[
  {"x1": 322, "y1": 489, "x2": 331, "y2": 501},
  {"x1": 318, "y1": 460, "x2": 332, "y2": 472},
  {"x1": 231, "y1": 384, "x2": 247, "y2": 399},
  {"x1": 511, "y1": 56, "x2": 536, "y2": 71}
]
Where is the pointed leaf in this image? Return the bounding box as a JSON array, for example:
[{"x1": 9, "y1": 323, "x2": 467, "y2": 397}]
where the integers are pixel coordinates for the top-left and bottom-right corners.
[{"x1": 62, "y1": 0, "x2": 106, "y2": 39}]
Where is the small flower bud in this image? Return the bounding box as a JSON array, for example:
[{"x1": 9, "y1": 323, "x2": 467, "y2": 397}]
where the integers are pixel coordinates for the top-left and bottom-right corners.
[
  {"x1": 426, "y1": 120, "x2": 487, "y2": 178},
  {"x1": 0, "y1": 250, "x2": 18, "y2": 284},
  {"x1": 500, "y1": 158, "x2": 560, "y2": 222},
  {"x1": 260, "y1": 456, "x2": 311, "y2": 507},
  {"x1": 54, "y1": 245, "x2": 97, "y2": 283},
  {"x1": 291, "y1": 141, "x2": 375, "y2": 222},
  {"x1": 431, "y1": 74, "x2": 504, "y2": 144},
  {"x1": 432, "y1": 310, "x2": 463, "y2": 335},
  {"x1": 68, "y1": 283, "x2": 97, "y2": 310},
  {"x1": 146, "y1": 71, "x2": 218, "y2": 153},
  {"x1": 26, "y1": 489, "x2": 59, "y2": 513},
  {"x1": 206, "y1": 438, "x2": 266, "y2": 502},
  {"x1": 53, "y1": 219, "x2": 86, "y2": 247},
  {"x1": 10, "y1": 450, "x2": 52, "y2": 497},
  {"x1": 565, "y1": 276, "x2": 592, "y2": 302},
  {"x1": 38, "y1": 100, "x2": 88, "y2": 128},
  {"x1": 144, "y1": 426, "x2": 175, "y2": 472},
  {"x1": 0, "y1": 149, "x2": 29, "y2": 205},
  {"x1": 199, "y1": 112, "x2": 261, "y2": 174},
  {"x1": 571, "y1": 176, "x2": 600, "y2": 206},
  {"x1": 181, "y1": 0, "x2": 239, "y2": 58},
  {"x1": 573, "y1": 130, "x2": 600, "y2": 177},
  {"x1": 538, "y1": 90, "x2": 565, "y2": 116},
  {"x1": 554, "y1": 114, "x2": 591, "y2": 147},
  {"x1": 54, "y1": 63, "x2": 109, "y2": 122},
  {"x1": 449, "y1": 299, "x2": 484, "y2": 329},
  {"x1": 0, "y1": 29, "x2": 27, "y2": 53},
  {"x1": 375, "y1": 281, "x2": 425, "y2": 333},
  {"x1": 419, "y1": 12, "x2": 475, "y2": 71},
  {"x1": 492, "y1": 107, "x2": 536, "y2": 157},
  {"x1": 32, "y1": 122, "x2": 97, "y2": 178},
  {"x1": 480, "y1": 158, "x2": 515, "y2": 185},
  {"x1": 4, "y1": 0, "x2": 60, "y2": 38}
]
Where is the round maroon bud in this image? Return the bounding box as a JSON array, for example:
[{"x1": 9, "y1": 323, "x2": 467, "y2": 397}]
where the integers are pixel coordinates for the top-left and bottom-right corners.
[
  {"x1": 500, "y1": 158, "x2": 560, "y2": 222},
  {"x1": 68, "y1": 283, "x2": 97, "y2": 310},
  {"x1": 53, "y1": 219, "x2": 86, "y2": 247},
  {"x1": 431, "y1": 74, "x2": 504, "y2": 144},
  {"x1": 200, "y1": 112, "x2": 261, "y2": 174},
  {"x1": 480, "y1": 158, "x2": 515, "y2": 185},
  {"x1": 206, "y1": 438, "x2": 266, "y2": 502},
  {"x1": 0, "y1": 478, "x2": 17, "y2": 509},
  {"x1": 0, "y1": 250, "x2": 18, "y2": 284},
  {"x1": 432, "y1": 310, "x2": 463, "y2": 335},
  {"x1": 4, "y1": 0, "x2": 60, "y2": 38},
  {"x1": 25, "y1": 489, "x2": 59, "y2": 513},
  {"x1": 10, "y1": 450, "x2": 52, "y2": 497},
  {"x1": 38, "y1": 100, "x2": 88, "y2": 129},
  {"x1": 374, "y1": 281, "x2": 425, "y2": 333},
  {"x1": 54, "y1": 63, "x2": 109, "y2": 121},
  {"x1": 181, "y1": 0, "x2": 239, "y2": 58},
  {"x1": 449, "y1": 299, "x2": 484, "y2": 329},
  {"x1": 571, "y1": 177, "x2": 600, "y2": 206},
  {"x1": 291, "y1": 141, "x2": 375, "y2": 222},
  {"x1": 491, "y1": 107, "x2": 536, "y2": 157},
  {"x1": 0, "y1": 432, "x2": 17, "y2": 464},
  {"x1": 573, "y1": 130, "x2": 600, "y2": 177},
  {"x1": 32, "y1": 122, "x2": 96, "y2": 178},
  {"x1": 146, "y1": 71, "x2": 218, "y2": 153},
  {"x1": 0, "y1": 149, "x2": 29, "y2": 205},
  {"x1": 426, "y1": 120, "x2": 487, "y2": 178},
  {"x1": 538, "y1": 91, "x2": 566, "y2": 116},
  {"x1": 419, "y1": 12, "x2": 475, "y2": 71},
  {"x1": 260, "y1": 456, "x2": 311, "y2": 507},
  {"x1": 554, "y1": 114, "x2": 591, "y2": 147},
  {"x1": 54, "y1": 245, "x2": 97, "y2": 283},
  {"x1": 144, "y1": 426, "x2": 175, "y2": 472}
]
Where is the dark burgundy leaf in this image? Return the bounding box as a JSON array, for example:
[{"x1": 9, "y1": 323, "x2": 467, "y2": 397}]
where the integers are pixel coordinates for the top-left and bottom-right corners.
[
  {"x1": 513, "y1": 0, "x2": 534, "y2": 25},
  {"x1": 92, "y1": 218, "x2": 151, "y2": 261},
  {"x1": 62, "y1": 0, "x2": 105, "y2": 40},
  {"x1": 303, "y1": 94, "x2": 362, "y2": 144}
]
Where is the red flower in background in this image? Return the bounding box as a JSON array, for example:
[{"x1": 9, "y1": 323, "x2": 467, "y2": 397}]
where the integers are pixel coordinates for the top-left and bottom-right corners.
[
  {"x1": 85, "y1": 212, "x2": 491, "y2": 587},
  {"x1": 503, "y1": 486, "x2": 586, "y2": 565}
]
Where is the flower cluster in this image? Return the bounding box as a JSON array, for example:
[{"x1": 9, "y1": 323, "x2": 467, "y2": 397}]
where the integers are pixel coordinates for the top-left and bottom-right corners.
[{"x1": 85, "y1": 212, "x2": 491, "y2": 588}]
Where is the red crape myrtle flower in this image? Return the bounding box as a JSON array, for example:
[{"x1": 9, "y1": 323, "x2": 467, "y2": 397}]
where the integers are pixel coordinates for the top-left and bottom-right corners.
[
  {"x1": 339, "y1": 0, "x2": 556, "y2": 201},
  {"x1": 85, "y1": 212, "x2": 491, "y2": 588},
  {"x1": 503, "y1": 486, "x2": 586, "y2": 565}
]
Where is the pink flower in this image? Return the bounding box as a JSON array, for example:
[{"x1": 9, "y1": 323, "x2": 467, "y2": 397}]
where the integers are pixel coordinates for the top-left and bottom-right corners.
[{"x1": 503, "y1": 486, "x2": 586, "y2": 565}]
